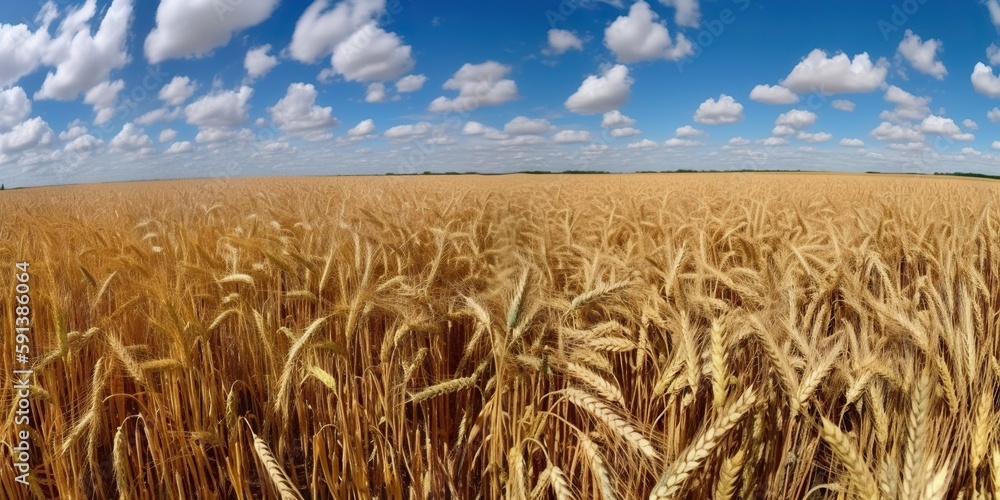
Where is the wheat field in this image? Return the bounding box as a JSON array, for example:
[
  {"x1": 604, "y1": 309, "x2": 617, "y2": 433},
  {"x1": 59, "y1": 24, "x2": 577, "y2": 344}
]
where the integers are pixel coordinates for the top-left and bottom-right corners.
[{"x1": 1, "y1": 173, "x2": 999, "y2": 499}]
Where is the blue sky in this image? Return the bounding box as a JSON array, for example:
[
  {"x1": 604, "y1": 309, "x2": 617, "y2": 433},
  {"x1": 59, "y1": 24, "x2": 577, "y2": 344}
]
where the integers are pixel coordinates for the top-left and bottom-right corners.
[{"x1": 2, "y1": 0, "x2": 1000, "y2": 186}]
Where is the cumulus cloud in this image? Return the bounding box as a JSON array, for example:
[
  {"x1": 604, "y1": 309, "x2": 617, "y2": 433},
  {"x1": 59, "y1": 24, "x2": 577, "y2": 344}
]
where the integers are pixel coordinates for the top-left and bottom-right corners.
[
  {"x1": 159, "y1": 129, "x2": 178, "y2": 143},
  {"x1": 693, "y1": 94, "x2": 744, "y2": 124},
  {"x1": 727, "y1": 137, "x2": 750, "y2": 146},
  {"x1": 989, "y1": 108, "x2": 1000, "y2": 122},
  {"x1": 627, "y1": 138, "x2": 657, "y2": 149},
  {"x1": 749, "y1": 84, "x2": 798, "y2": 105},
  {"x1": 547, "y1": 29, "x2": 584, "y2": 54},
  {"x1": 775, "y1": 109, "x2": 817, "y2": 129},
  {"x1": 605, "y1": 1, "x2": 692, "y2": 63},
  {"x1": 503, "y1": 116, "x2": 554, "y2": 136},
  {"x1": 831, "y1": 99, "x2": 856, "y2": 112},
  {"x1": 897, "y1": 30, "x2": 947, "y2": 79},
  {"x1": 348, "y1": 118, "x2": 376, "y2": 136},
  {"x1": 64, "y1": 134, "x2": 103, "y2": 153},
  {"x1": 989, "y1": 44, "x2": 1000, "y2": 66},
  {"x1": 880, "y1": 85, "x2": 931, "y2": 122},
  {"x1": 331, "y1": 23, "x2": 414, "y2": 82},
  {"x1": 758, "y1": 137, "x2": 788, "y2": 146},
  {"x1": 165, "y1": 141, "x2": 194, "y2": 154},
  {"x1": 609, "y1": 127, "x2": 642, "y2": 138},
  {"x1": 185, "y1": 86, "x2": 253, "y2": 128},
  {"x1": 994, "y1": 141, "x2": 1000, "y2": 151},
  {"x1": 0, "y1": 87, "x2": 32, "y2": 131},
  {"x1": 870, "y1": 121, "x2": 924, "y2": 142},
  {"x1": 963, "y1": 119, "x2": 979, "y2": 130},
  {"x1": 0, "y1": 13, "x2": 53, "y2": 88},
  {"x1": 109, "y1": 123, "x2": 153, "y2": 151},
  {"x1": 601, "y1": 110, "x2": 636, "y2": 129},
  {"x1": 159, "y1": 76, "x2": 196, "y2": 106},
  {"x1": 384, "y1": 121, "x2": 434, "y2": 140},
  {"x1": 365, "y1": 82, "x2": 387, "y2": 103},
  {"x1": 664, "y1": 138, "x2": 702, "y2": 147},
  {"x1": 675, "y1": 125, "x2": 704, "y2": 138},
  {"x1": 429, "y1": 61, "x2": 519, "y2": 112},
  {"x1": 660, "y1": 0, "x2": 701, "y2": 28},
  {"x1": 781, "y1": 49, "x2": 888, "y2": 94},
  {"x1": 918, "y1": 115, "x2": 971, "y2": 140},
  {"x1": 289, "y1": 1, "x2": 413, "y2": 82},
  {"x1": 989, "y1": 0, "x2": 1000, "y2": 31},
  {"x1": 565, "y1": 65, "x2": 633, "y2": 114},
  {"x1": 396, "y1": 74, "x2": 427, "y2": 93},
  {"x1": 135, "y1": 107, "x2": 182, "y2": 125},
  {"x1": 269, "y1": 83, "x2": 339, "y2": 133},
  {"x1": 553, "y1": 130, "x2": 592, "y2": 143},
  {"x1": 796, "y1": 131, "x2": 832, "y2": 143},
  {"x1": 35, "y1": 0, "x2": 132, "y2": 101},
  {"x1": 840, "y1": 138, "x2": 864, "y2": 147},
  {"x1": 83, "y1": 79, "x2": 124, "y2": 125},
  {"x1": 245, "y1": 44, "x2": 279, "y2": 79},
  {"x1": 59, "y1": 122, "x2": 88, "y2": 141},
  {"x1": 145, "y1": 0, "x2": 279, "y2": 63},
  {"x1": 0, "y1": 117, "x2": 54, "y2": 154},
  {"x1": 972, "y1": 63, "x2": 1000, "y2": 98},
  {"x1": 195, "y1": 128, "x2": 251, "y2": 144}
]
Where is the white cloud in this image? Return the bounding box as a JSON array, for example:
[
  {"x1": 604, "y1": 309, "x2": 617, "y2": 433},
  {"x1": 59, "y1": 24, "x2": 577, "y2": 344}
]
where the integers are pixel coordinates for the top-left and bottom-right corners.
[
  {"x1": 675, "y1": 125, "x2": 704, "y2": 138},
  {"x1": 159, "y1": 129, "x2": 178, "y2": 143},
  {"x1": 59, "y1": 122, "x2": 88, "y2": 141},
  {"x1": 384, "y1": 122, "x2": 434, "y2": 140},
  {"x1": 462, "y1": 121, "x2": 492, "y2": 135},
  {"x1": 145, "y1": 0, "x2": 279, "y2": 63},
  {"x1": 429, "y1": 61, "x2": 519, "y2": 112},
  {"x1": 605, "y1": 1, "x2": 692, "y2": 63},
  {"x1": 0, "y1": 87, "x2": 31, "y2": 131},
  {"x1": 331, "y1": 23, "x2": 414, "y2": 82},
  {"x1": 888, "y1": 142, "x2": 929, "y2": 152},
  {"x1": 989, "y1": 108, "x2": 1000, "y2": 122},
  {"x1": 195, "y1": 127, "x2": 249, "y2": 144},
  {"x1": 918, "y1": 115, "x2": 964, "y2": 138},
  {"x1": 0, "y1": 16, "x2": 51, "y2": 87},
  {"x1": 727, "y1": 137, "x2": 750, "y2": 146},
  {"x1": 897, "y1": 30, "x2": 947, "y2": 79},
  {"x1": 136, "y1": 107, "x2": 182, "y2": 125},
  {"x1": 693, "y1": 94, "x2": 744, "y2": 124},
  {"x1": 989, "y1": 44, "x2": 1000, "y2": 66},
  {"x1": 289, "y1": 0, "x2": 386, "y2": 63},
  {"x1": 565, "y1": 64, "x2": 633, "y2": 115},
  {"x1": 553, "y1": 130, "x2": 592, "y2": 143},
  {"x1": 165, "y1": 141, "x2": 194, "y2": 154},
  {"x1": 993, "y1": 141, "x2": 1000, "y2": 151},
  {"x1": 500, "y1": 135, "x2": 545, "y2": 146},
  {"x1": 396, "y1": 74, "x2": 427, "y2": 93},
  {"x1": 245, "y1": 44, "x2": 279, "y2": 79},
  {"x1": 0, "y1": 117, "x2": 54, "y2": 154},
  {"x1": 880, "y1": 85, "x2": 931, "y2": 122},
  {"x1": 83, "y1": 79, "x2": 124, "y2": 125},
  {"x1": 269, "y1": 83, "x2": 338, "y2": 133},
  {"x1": 109, "y1": 123, "x2": 153, "y2": 151},
  {"x1": 749, "y1": 84, "x2": 799, "y2": 105},
  {"x1": 35, "y1": 0, "x2": 132, "y2": 101},
  {"x1": 365, "y1": 82, "x2": 387, "y2": 103},
  {"x1": 870, "y1": 121, "x2": 924, "y2": 142},
  {"x1": 796, "y1": 131, "x2": 832, "y2": 143},
  {"x1": 664, "y1": 138, "x2": 702, "y2": 147},
  {"x1": 831, "y1": 99, "x2": 856, "y2": 112},
  {"x1": 758, "y1": 137, "x2": 788, "y2": 146},
  {"x1": 185, "y1": 86, "x2": 253, "y2": 127},
  {"x1": 989, "y1": 0, "x2": 1000, "y2": 31},
  {"x1": 963, "y1": 119, "x2": 979, "y2": 130},
  {"x1": 972, "y1": 63, "x2": 1000, "y2": 98},
  {"x1": 547, "y1": 29, "x2": 584, "y2": 54},
  {"x1": 503, "y1": 116, "x2": 553, "y2": 136},
  {"x1": 601, "y1": 110, "x2": 636, "y2": 129},
  {"x1": 348, "y1": 118, "x2": 376, "y2": 136},
  {"x1": 64, "y1": 134, "x2": 103, "y2": 153},
  {"x1": 609, "y1": 127, "x2": 642, "y2": 138},
  {"x1": 159, "y1": 76, "x2": 196, "y2": 106},
  {"x1": 771, "y1": 125, "x2": 796, "y2": 136},
  {"x1": 775, "y1": 109, "x2": 817, "y2": 129},
  {"x1": 627, "y1": 138, "x2": 657, "y2": 149},
  {"x1": 840, "y1": 138, "x2": 864, "y2": 147},
  {"x1": 660, "y1": 0, "x2": 700, "y2": 28},
  {"x1": 781, "y1": 49, "x2": 888, "y2": 94}
]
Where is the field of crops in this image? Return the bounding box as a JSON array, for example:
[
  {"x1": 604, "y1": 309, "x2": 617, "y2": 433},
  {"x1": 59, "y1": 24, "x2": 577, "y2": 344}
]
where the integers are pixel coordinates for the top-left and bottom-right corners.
[{"x1": 1, "y1": 173, "x2": 999, "y2": 499}]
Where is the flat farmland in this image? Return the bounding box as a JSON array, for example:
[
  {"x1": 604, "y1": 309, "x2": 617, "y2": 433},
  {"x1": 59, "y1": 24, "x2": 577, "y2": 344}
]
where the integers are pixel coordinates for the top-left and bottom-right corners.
[{"x1": 2, "y1": 173, "x2": 999, "y2": 499}]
